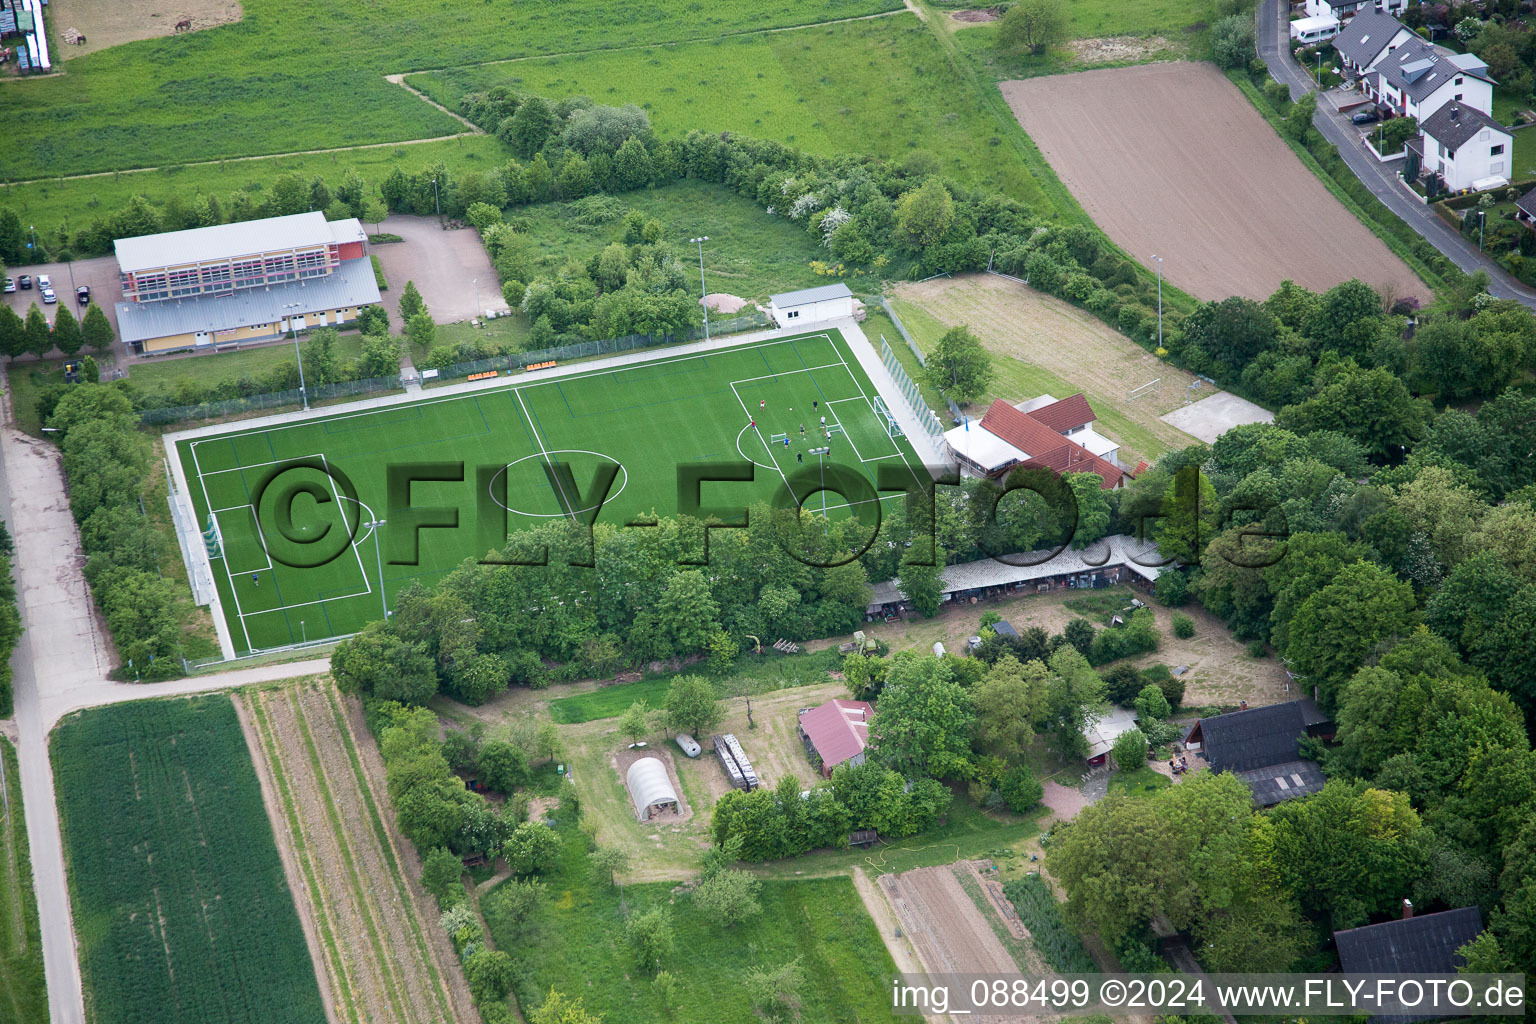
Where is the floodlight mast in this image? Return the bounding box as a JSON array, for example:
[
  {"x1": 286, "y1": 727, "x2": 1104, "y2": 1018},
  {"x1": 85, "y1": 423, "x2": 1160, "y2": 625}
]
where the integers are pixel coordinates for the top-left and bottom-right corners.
[{"x1": 690, "y1": 236, "x2": 710, "y2": 340}]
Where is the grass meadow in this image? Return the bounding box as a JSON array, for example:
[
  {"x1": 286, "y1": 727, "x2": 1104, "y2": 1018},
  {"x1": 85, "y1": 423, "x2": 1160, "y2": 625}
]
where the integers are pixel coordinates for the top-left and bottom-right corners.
[
  {"x1": 52, "y1": 696, "x2": 324, "y2": 1024},
  {"x1": 408, "y1": 14, "x2": 1051, "y2": 209},
  {"x1": 0, "y1": 135, "x2": 507, "y2": 250},
  {"x1": 0, "y1": 0, "x2": 902, "y2": 179},
  {"x1": 0, "y1": 737, "x2": 46, "y2": 1024},
  {"x1": 490, "y1": 819, "x2": 902, "y2": 1023}
]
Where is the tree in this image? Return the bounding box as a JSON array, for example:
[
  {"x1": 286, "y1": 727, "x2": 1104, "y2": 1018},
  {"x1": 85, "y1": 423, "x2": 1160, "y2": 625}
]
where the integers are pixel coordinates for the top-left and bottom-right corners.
[
  {"x1": 663, "y1": 675, "x2": 722, "y2": 738},
  {"x1": 692, "y1": 868, "x2": 762, "y2": 926},
  {"x1": 626, "y1": 905, "x2": 675, "y2": 974},
  {"x1": 504, "y1": 821, "x2": 562, "y2": 876},
  {"x1": 464, "y1": 949, "x2": 516, "y2": 1004},
  {"x1": 80, "y1": 302, "x2": 114, "y2": 353},
  {"x1": 589, "y1": 845, "x2": 629, "y2": 886},
  {"x1": 1284, "y1": 560, "x2": 1417, "y2": 708},
  {"x1": 1285, "y1": 92, "x2": 1318, "y2": 142},
  {"x1": 406, "y1": 310, "x2": 436, "y2": 350},
  {"x1": 870, "y1": 653, "x2": 977, "y2": 779},
  {"x1": 555, "y1": 154, "x2": 594, "y2": 200},
  {"x1": 530, "y1": 989, "x2": 603, "y2": 1024},
  {"x1": 705, "y1": 628, "x2": 738, "y2": 677},
  {"x1": 1133, "y1": 684, "x2": 1170, "y2": 723},
  {"x1": 996, "y1": 0, "x2": 1066, "y2": 55},
  {"x1": 924, "y1": 325, "x2": 994, "y2": 404},
  {"x1": 613, "y1": 137, "x2": 655, "y2": 191},
  {"x1": 897, "y1": 557, "x2": 944, "y2": 618},
  {"x1": 1268, "y1": 781, "x2": 1427, "y2": 927},
  {"x1": 507, "y1": 96, "x2": 557, "y2": 158},
  {"x1": 654, "y1": 569, "x2": 719, "y2": 655},
  {"x1": 477, "y1": 740, "x2": 529, "y2": 793},
  {"x1": 618, "y1": 700, "x2": 651, "y2": 744},
  {"x1": 972, "y1": 655, "x2": 1048, "y2": 761},
  {"x1": 998, "y1": 762, "x2": 1044, "y2": 812},
  {"x1": 0, "y1": 305, "x2": 23, "y2": 359},
  {"x1": 483, "y1": 877, "x2": 548, "y2": 939},
  {"x1": 50, "y1": 304, "x2": 83, "y2": 357},
  {"x1": 894, "y1": 177, "x2": 956, "y2": 252},
  {"x1": 1065, "y1": 472, "x2": 1111, "y2": 548},
  {"x1": 1155, "y1": 466, "x2": 1220, "y2": 567},
  {"x1": 1112, "y1": 728, "x2": 1149, "y2": 770},
  {"x1": 23, "y1": 304, "x2": 51, "y2": 358},
  {"x1": 744, "y1": 958, "x2": 806, "y2": 1020},
  {"x1": 1211, "y1": 13, "x2": 1257, "y2": 69},
  {"x1": 363, "y1": 198, "x2": 388, "y2": 234},
  {"x1": 420, "y1": 846, "x2": 464, "y2": 908},
  {"x1": 399, "y1": 279, "x2": 427, "y2": 320},
  {"x1": 1179, "y1": 296, "x2": 1276, "y2": 378},
  {"x1": 330, "y1": 626, "x2": 439, "y2": 704}
]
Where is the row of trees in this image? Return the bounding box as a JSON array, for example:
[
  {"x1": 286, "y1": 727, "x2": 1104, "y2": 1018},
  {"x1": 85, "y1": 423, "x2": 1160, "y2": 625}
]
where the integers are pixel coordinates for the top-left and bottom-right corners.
[
  {"x1": 0, "y1": 301, "x2": 115, "y2": 361},
  {"x1": 0, "y1": 523, "x2": 19, "y2": 716},
  {"x1": 47, "y1": 387, "x2": 186, "y2": 678}
]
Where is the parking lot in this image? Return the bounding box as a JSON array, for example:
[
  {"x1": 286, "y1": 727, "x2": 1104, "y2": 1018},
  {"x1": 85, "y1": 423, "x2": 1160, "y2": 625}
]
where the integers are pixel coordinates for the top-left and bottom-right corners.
[
  {"x1": 3, "y1": 255, "x2": 122, "y2": 334},
  {"x1": 369, "y1": 215, "x2": 499, "y2": 330}
]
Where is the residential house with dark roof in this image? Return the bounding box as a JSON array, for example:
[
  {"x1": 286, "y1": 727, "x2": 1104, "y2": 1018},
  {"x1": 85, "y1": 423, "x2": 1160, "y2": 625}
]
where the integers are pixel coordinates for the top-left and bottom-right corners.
[
  {"x1": 1332, "y1": 8, "x2": 1416, "y2": 77},
  {"x1": 798, "y1": 699, "x2": 873, "y2": 777},
  {"x1": 1184, "y1": 699, "x2": 1333, "y2": 807},
  {"x1": 942, "y1": 393, "x2": 1125, "y2": 489},
  {"x1": 1368, "y1": 38, "x2": 1494, "y2": 123},
  {"x1": 1410, "y1": 102, "x2": 1513, "y2": 192},
  {"x1": 1334, "y1": 906, "x2": 1484, "y2": 1021}
]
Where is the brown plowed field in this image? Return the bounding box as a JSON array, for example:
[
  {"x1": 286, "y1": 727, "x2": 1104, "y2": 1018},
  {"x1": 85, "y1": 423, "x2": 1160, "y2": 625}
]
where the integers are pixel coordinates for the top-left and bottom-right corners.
[
  {"x1": 236, "y1": 681, "x2": 477, "y2": 1024},
  {"x1": 1000, "y1": 62, "x2": 1427, "y2": 303},
  {"x1": 881, "y1": 864, "x2": 1039, "y2": 1024}
]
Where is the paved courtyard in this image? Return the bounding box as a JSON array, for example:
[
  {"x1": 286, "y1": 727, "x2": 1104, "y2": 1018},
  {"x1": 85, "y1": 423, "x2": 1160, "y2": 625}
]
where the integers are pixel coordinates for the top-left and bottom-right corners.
[
  {"x1": 370, "y1": 215, "x2": 499, "y2": 330},
  {"x1": 1160, "y1": 391, "x2": 1274, "y2": 444}
]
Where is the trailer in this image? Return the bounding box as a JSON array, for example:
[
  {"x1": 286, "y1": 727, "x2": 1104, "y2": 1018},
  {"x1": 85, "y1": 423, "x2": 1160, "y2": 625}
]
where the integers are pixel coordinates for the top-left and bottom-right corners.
[
  {"x1": 837, "y1": 630, "x2": 879, "y2": 655},
  {"x1": 712, "y1": 733, "x2": 759, "y2": 791}
]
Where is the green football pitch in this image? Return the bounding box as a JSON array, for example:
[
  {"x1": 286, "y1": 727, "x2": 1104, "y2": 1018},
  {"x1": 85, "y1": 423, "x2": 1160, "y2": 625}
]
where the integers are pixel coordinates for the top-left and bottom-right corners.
[{"x1": 173, "y1": 329, "x2": 931, "y2": 655}]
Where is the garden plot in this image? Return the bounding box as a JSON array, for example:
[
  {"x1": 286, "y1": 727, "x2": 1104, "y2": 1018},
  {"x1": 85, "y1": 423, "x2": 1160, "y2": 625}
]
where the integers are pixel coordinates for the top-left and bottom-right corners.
[
  {"x1": 1000, "y1": 62, "x2": 1427, "y2": 302},
  {"x1": 237, "y1": 681, "x2": 476, "y2": 1024}
]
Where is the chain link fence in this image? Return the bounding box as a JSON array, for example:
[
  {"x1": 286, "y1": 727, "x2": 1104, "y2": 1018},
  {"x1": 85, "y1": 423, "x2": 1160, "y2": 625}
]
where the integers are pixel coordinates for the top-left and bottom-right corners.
[
  {"x1": 425, "y1": 311, "x2": 772, "y2": 382},
  {"x1": 879, "y1": 336, "x2": 945, "y2": 436},
  {"x1": 139, "y1": 374, "x2": 403, "y2": 426}
]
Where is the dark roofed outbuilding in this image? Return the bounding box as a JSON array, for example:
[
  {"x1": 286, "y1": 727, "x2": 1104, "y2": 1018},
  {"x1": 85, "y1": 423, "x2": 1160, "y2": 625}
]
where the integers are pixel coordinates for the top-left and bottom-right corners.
[
  {"x1": 1335, "y1": 906, "x2": 1483, "y2": 1021},
  {"x1": 1185, "y1": 700, "x2": 1332, "y2": 806}
]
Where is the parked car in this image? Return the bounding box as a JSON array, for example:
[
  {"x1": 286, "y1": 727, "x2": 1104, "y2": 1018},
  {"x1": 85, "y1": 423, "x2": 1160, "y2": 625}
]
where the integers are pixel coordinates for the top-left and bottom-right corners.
[
  {"x1": 41, "y1": 286, "x2": 56, "y2": 304},
  {"x1": 2, "y1": 277, "x2": 13, "y2": 293},
  {"x1": 37, "y1": 274, "x2": 51, "y2": 290},
  {"x1": 76, "y1": 285, "x2": 90, "y2": 306},
  {"x1": 1352, "y1": 110, "x2": 1379, "y2": 125},
  {"x1": 17, "y1": 275, "x2": 31, "y2": 289}
]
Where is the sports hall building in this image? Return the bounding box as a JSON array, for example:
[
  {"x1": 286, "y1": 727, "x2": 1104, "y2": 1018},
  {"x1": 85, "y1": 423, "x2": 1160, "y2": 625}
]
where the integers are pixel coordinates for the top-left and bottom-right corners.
[{"x1": 113, "y1": 212, "x2": 381, "y2": 354}]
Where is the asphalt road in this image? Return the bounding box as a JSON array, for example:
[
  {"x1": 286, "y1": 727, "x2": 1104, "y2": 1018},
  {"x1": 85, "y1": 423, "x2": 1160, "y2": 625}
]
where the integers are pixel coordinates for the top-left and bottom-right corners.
[{"x1": 1256, "y1": 0, "x2": 1536, "y2": 306}]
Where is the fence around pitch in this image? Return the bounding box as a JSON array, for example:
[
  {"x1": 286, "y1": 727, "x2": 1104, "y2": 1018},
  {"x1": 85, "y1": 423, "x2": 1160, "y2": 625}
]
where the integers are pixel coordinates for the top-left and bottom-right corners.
[
  {"x1": 139, "y1": 374, "x2": 403, "y2": 426},
  {"x1": 879, "y1": 336, "x2": 945, "y2": 436},
  {"x1": 425, "y1": 312, "x2": 772, "y2": 382}
]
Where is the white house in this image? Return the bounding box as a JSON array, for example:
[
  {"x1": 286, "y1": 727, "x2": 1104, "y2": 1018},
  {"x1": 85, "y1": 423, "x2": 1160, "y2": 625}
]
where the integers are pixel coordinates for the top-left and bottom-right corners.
[
  {"x1": 1332, "y1": 8, "x2": 1416, "y2": 77},
  {"x1": 767, "y1": 283, "x2": 854, "y2": 326},
  {"x1": 1303, "y1": 0, "x2": 1408, "y2": 21},
  {"x1": 1291, "y1": 14, "x2": 1341, "y2": 44},
  {"x1": 1369, "y1": 39, "x2": 1495, "y2": 123},
  {"x1": 1412, "y1": 102, "x2": 1513, "y2": 192}
]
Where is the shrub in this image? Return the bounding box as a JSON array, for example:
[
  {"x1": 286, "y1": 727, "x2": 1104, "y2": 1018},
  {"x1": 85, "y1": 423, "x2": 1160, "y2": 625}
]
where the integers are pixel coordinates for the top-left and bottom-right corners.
[
  {"x1": 1246, "y1": 639, "x2": 1269, "y2": 658},
  {"x1": 1171, "y1": 613, "x2": 1195, "y2": 639},
  {"x1": 1102, "y1": 664, "x2": 1145, "y2": 706},
  {"x1": 1111, "y1": 728, "x2": 1149, "y2": 770},
  {"x1": 998, "y1": 763, "x2": 1043, "y2": 813},
  {"x1": 1133, "y1": 684, "x2": 1171, "y2": 723},
  {"x1": 1155, "y1": 570, "x2": 1189, "y2": 607}
]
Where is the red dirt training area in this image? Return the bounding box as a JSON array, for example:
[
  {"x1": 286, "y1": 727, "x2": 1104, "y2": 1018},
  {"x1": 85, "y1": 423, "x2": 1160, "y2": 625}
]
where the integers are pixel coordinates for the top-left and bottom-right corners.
[{"x1": 1000, "y1": 62, "x2": 1427, "y2": 304}]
